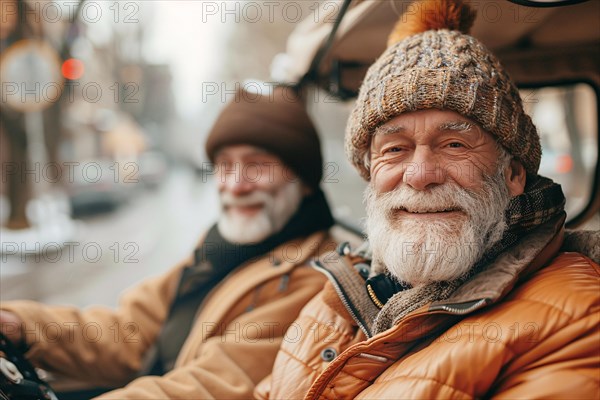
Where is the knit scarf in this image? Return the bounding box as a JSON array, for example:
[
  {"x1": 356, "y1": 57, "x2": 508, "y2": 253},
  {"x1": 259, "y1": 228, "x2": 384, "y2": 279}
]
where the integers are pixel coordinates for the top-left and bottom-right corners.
[
  {"x1": 144, "y1": 188, "x2": 334, "y2": 375},
  {"x1": 370, "y1": 175, "x2": 565, "y2": 335}
]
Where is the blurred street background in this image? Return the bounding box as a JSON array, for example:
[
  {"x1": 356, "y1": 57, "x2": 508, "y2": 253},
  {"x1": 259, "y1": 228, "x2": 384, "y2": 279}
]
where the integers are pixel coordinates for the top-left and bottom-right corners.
[
  {"x1": 1, "y1": 0, "x2": 597, "y2": 308},
  {"x1": 0, "y1": 0, "x2": 366, "y2": 307}
]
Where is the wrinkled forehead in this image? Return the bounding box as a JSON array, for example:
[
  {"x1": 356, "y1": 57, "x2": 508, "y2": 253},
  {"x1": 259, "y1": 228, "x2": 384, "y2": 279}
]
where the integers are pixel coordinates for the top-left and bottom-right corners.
[{"x1": 371, "y1": 110, "x2": 492, "y2": 144}]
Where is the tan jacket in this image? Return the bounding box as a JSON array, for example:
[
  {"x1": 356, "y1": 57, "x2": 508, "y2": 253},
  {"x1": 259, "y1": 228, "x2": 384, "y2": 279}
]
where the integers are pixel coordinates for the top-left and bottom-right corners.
[
  {"x1": 256, "y1": 223, "x2": 600, "y2": 399},
  {"x1": 2, "y1": 231, "x2": 334, "y2": 399}
]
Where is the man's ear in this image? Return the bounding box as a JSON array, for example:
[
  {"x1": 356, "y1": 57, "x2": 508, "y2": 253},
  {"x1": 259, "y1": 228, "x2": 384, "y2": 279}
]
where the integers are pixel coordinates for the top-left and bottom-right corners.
[{"x1": 505, "y1": 159, "x2": 526, "y2": 196}]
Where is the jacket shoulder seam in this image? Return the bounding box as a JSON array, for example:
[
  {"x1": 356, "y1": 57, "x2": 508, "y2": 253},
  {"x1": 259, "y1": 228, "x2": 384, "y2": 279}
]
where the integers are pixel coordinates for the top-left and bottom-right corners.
[
  {"x1": 507, "y1": 295, "x2": 591, "y2": 322},
  {"x1": 555, "y1": 252, "x2": 600, "y2": 276}
]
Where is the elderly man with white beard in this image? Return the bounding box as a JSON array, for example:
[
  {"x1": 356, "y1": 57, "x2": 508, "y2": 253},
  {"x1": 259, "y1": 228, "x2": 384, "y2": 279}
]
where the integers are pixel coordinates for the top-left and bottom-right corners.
[
  {"x1": 0, "y1": 86, "x2": 337, "y2": 399},
  {"x1": 254, "y1": 1, "x2": 600, "y2": 399},
  {"x1": 364, "y1": 111, "x2": 515, "y2": 288}
]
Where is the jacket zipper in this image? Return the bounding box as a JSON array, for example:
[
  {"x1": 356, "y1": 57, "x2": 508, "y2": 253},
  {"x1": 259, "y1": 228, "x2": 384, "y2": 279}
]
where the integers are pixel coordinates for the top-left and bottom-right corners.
[
  {"x1": 366, "y1": 283, "x2": 385, "y2": 309},
  {"x1": 356, "y1": 353, "x2": 388, "y2": 363},
  {"x1": 431, "y1": 298, "x2": 489, "y2": 315},
  {"x1": 312, "y1": 260, "x2": 372, "y2": 338}
]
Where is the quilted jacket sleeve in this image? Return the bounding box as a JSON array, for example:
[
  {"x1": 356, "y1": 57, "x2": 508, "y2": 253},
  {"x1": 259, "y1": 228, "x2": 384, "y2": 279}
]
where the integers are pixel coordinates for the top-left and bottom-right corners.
[
  {"x1": 490, "y1": 255, "x2": 600, "y2": 399},
  {"x1": 490, "y1": 310, "x2": 600, "y2": 399},
  {"x1": 0, "y1": 256, "x2": 188, "y2": 388}
]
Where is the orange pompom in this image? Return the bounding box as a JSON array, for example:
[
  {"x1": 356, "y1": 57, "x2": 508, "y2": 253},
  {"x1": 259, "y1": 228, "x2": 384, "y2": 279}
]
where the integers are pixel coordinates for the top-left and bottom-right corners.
[{"x1": 387, "y1": 0, "x2": 476, "y2": 47}]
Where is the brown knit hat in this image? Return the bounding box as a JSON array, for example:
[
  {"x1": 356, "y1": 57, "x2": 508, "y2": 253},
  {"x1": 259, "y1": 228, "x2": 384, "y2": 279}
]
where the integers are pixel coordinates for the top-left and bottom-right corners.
[
  {"x1": 206, "y1": 86, "x2": 323, "y2": 189},
  {"x1": 346, "y1": 0, "x2": 541, "y2": 180}
]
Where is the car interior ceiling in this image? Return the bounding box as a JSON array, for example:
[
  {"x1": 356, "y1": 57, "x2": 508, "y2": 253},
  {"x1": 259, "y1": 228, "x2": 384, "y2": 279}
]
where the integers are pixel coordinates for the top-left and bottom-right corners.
[{"x1": 300, "y1": 0, "x2": 599, "y2": 229}]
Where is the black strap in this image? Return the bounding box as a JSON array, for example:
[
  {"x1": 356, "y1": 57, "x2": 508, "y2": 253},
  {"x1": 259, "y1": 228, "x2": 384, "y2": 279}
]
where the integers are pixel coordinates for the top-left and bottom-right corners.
[{"x1": 295, "y1": 0, "x2": 354, "y2": 89}]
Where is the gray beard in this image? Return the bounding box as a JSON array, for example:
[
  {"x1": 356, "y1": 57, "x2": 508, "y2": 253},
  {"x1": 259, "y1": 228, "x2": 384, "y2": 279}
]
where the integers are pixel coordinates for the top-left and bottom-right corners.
[{"x1": 365, "y1": 170, "x2": 511, "y2": 287}]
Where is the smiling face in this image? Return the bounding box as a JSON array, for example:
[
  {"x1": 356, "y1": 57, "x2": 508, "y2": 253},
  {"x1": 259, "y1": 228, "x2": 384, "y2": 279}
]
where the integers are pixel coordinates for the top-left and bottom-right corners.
[
  {"x1": 214, "y1": 145, "x2": 305, "y2": 244},
  {"x1": 366, "y1": 109, "x2": 526, "y2": 286}
]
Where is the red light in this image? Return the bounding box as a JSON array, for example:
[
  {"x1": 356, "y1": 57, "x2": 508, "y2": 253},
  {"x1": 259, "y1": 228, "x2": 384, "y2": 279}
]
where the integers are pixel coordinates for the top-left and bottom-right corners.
[
  {"x1": 62, "y1": 58, "x2": 84, "y2": 80},
  {"x1": 556, "y1": 155, "x2": 573, "y2": 174}
]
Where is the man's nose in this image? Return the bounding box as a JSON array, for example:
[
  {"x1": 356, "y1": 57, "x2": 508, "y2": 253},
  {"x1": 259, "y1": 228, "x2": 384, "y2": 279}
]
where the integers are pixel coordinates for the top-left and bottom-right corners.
[
  {"x1": 402, "y1": 147, "x2": 445, "y2": 191},
  {"x1": 222, "y1": 172, "x2": 255, "y2": 196}
]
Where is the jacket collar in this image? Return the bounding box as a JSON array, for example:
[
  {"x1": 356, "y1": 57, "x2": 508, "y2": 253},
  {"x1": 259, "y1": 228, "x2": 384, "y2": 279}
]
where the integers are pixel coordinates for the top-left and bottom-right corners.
[
  {"x1": 429, "y1": 213, "x2": 565, "y2": 313},
  {"x1": 314, "y1": 214, "x2": 566, "y2": 338}
]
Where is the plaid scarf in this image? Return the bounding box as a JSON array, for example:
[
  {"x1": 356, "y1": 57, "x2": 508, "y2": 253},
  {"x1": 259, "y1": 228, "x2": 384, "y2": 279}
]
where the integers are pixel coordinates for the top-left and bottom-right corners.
[
  {"x1": 487, "y1": 175, "x2": 566, "y2": 260},
  {"x1": 370, "y1": 175, "x2": 566, "y2": 335}
]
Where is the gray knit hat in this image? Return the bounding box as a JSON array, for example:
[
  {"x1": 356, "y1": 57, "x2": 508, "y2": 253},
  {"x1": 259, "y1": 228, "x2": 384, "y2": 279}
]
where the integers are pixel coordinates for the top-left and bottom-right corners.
[{"x1": 346, "y1": 0, "x2": 541, "y2": 180}]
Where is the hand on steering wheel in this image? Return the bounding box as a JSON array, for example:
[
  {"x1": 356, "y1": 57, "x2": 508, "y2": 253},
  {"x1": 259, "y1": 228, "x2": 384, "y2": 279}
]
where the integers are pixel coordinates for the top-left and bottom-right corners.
[{"x1": 0, "y1": 332, "x2": 58, "y2": 400}]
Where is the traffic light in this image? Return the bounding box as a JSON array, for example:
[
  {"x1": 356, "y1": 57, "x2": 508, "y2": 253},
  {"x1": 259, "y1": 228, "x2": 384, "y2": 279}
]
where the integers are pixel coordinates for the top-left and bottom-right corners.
[{"x1": 61, "y1": 58, "x2": 84, "y2": 80}]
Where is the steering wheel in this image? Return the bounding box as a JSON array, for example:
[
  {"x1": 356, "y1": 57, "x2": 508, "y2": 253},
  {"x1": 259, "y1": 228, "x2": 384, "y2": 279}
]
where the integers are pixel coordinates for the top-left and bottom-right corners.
[{"x1": 0, "y1": 332, "x2": 57, "y2": 400}]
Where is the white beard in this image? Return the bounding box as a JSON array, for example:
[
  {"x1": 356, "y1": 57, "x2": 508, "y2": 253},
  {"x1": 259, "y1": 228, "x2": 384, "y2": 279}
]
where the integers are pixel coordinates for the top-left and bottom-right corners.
[
  {"x1": 217, "y1": 180, "x2": 304, "y2": 244},
  {"x1": 365, "y1": 169, "x2": 511, "y2": 287}
]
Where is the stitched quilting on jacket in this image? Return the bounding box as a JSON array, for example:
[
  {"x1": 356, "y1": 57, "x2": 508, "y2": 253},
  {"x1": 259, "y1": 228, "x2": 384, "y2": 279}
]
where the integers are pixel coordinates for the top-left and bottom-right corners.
[{"x1": 256, "y1": 219, "x2": 600, "y2": 399}]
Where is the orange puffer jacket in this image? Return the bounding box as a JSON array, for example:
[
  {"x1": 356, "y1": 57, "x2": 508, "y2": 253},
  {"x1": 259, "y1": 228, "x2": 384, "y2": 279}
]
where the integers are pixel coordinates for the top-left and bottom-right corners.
[{"x1": 256, "y1": 221, "x2": 600, "y2": 399}]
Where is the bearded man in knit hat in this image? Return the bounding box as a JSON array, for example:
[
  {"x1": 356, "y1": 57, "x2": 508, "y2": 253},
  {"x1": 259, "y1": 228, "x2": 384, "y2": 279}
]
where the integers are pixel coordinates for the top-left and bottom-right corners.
[
  {"x1": 0, "y1": 86, "x2": 337, "y2": 399},
  {"x1": 255, "y1": 1, "x2": 600, "y2": 399}
]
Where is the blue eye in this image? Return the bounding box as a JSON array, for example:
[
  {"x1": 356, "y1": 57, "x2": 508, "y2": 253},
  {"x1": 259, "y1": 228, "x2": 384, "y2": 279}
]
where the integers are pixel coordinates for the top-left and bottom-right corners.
[{"x1": 385, "y1": 147, "x2": 402, "y2": 153}]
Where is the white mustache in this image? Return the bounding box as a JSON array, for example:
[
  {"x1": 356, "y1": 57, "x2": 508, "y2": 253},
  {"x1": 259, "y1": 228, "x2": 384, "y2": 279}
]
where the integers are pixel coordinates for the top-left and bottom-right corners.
[
  {"x1": 368, "y1": 181, "x2": 477, "y2": 216},
  {"x1": 220, "y1": 191, "x2": 273, "y2": 208}
]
